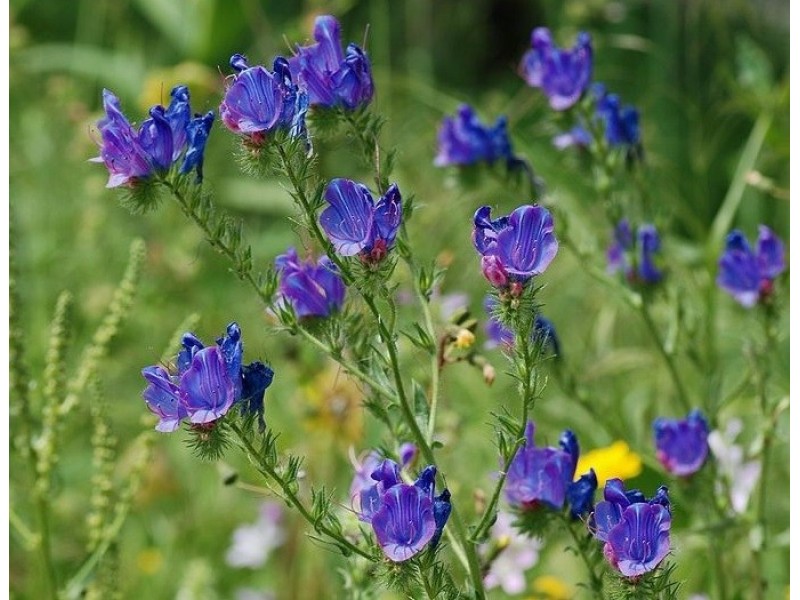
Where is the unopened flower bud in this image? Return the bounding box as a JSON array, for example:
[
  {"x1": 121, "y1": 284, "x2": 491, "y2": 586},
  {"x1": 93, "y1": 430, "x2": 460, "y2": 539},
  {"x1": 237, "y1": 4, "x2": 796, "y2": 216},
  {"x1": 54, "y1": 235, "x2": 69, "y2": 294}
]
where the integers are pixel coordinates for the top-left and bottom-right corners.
[
  {"x1": 483, "y1": 363, "x2": 496, "y2": 386},
  {"x1": 481, "y1": 255, "x2": 509, "y2": 288}
]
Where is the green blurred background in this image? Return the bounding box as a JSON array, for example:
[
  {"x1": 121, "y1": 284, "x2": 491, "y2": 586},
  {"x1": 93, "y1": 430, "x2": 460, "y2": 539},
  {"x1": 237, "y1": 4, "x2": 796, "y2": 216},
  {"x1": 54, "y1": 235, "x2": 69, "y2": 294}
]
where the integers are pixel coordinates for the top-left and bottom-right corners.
[{"x1": 10, "y1": 0, "x2": 789, "y2": 598}]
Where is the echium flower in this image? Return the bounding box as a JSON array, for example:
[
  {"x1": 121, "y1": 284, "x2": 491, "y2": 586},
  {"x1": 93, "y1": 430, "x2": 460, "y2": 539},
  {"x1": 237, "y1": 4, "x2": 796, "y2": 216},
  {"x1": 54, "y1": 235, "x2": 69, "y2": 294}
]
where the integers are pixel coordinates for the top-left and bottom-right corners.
[
  {"x1": 92, "y1": 86, "x2": 214, "y2": 187},
  {"x1": 589, "y1": 479, "x2": 671, "y2": 578},
  {"x1": 319, "y1": 178, "x2": 402, "y2": 264},
  {"x1": 653, "y1": 409, "x2": 710, "y2": 477},
  {"x1": 483, "y1": 296, "x2": 560, "y2": 356},
  {"x1": 607, "y1": 219, "x2": 663, "y2": 285},
  {"x1": 717, "y1": 225, "x2": 785, "y2": 307},
  {"x1": 520, "y1": 28, "x2": 592, "y2": 110},
  {"x1": 141, "y1": 322, "x2": 274, "y2": 432},
  {"x1": 274, "y1": 247, "x2": 345, "y2": 318},
  {"x1": 220, "y1": 55, "x2": 309, "y2": 145},
  {"x1": 288, "y1": 15, "x2": 374, "y2": 110},
  {"x1": 505, "y1": 421, "x2": 597, "y2": 519},
  {"x1": 354, "y1": 459, "x2": 451, "y2": 562},
  {"x1": 553, "y1": 84, "x2": 641, "y2": 157},
  {"x1": 434, "y1": 105, "x2": 514, "y2": 168},
  {"x1": 472, "y1": 205, "x2": 558, "y2": 294}
]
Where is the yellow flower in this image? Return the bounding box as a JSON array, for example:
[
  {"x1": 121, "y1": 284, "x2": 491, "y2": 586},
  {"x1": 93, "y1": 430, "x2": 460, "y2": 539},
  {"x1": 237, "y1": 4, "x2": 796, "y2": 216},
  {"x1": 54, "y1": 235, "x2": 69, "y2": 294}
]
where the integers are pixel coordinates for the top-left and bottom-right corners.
[
  {"x1": 136, "y1": 548, "x2": 163, "y2": 575},
  {"x1": 454, "y1": 328, "x2": 476, "y2": 349},
  {"x1": 528, "y1": 575, "x2": 572, "y2": 599},
  {"x1": 301, "y1": 364, "x2": 363, "y2": 444},
  {"x1": 575, "y1": 441, "x2": 642, "y2": 486}
]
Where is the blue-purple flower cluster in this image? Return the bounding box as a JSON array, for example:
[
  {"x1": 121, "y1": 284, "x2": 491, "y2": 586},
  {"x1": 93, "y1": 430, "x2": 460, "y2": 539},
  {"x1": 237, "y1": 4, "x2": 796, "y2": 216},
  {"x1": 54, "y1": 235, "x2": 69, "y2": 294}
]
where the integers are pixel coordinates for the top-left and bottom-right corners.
[
  {"x1": 505, "y1": 421, "x2": 597, "y2": 519},
  {"x1": 519, "y1": 28, "x2": 593, "y2": 111},
  {"x1": 434, "y1": 105, "x2": 514, "y2": 168},
  {"x1": 473, "y1": 205, "x2": 558, "y2": 293},
  {"x1": 607, "y1": 219, "x2": 663, "y2": 285},
  {"x1": 653, "y1": 410, "x2": 710, "y2": 477},
  {"x1": 288, "y1": 15, "x2": 374, "y2": 110},
  {"x1": 274, "y1": 248, "x2": 346, "y2": 318},
  {"x1": 590, "y1": 479, "x2": 672, "y2": 578},
  {"x1": 319, "y1": 178, "x2": 403, "y2": 264},
  {"x1": 354, "y1": 458, "x2": 451, "y2": 562},
  {"x1": 717, "y1": 225, "x2": 785, "y2": 308},
  {"x1": 92, "y1": 86, "x2": 214, "y2": 187},
  {"x1": 220, "y1": 56, "x2": 309, "y2": 145},
  {"x1": 141, "y1": 323, "x2": 273, "y2": 432}
]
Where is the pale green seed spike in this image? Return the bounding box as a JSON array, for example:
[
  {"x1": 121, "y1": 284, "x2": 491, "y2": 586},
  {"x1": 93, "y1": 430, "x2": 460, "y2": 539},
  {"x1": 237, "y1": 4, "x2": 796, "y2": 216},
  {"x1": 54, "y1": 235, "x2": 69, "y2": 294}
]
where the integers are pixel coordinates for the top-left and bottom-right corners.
[
  {"x1": 34, "y1": 291, "x2": 74, "y2": 497},
  {"x1": 9, "y1": 212, "x2": 33, "y2": 451},
  {"x1": 160, "y1": 312, "x2": 201, "y2": 366},
  {"x1": 85, "y1": 376, "x2": 117, "y2": 554},
  {"x1": 61, "y1": 238, "x2": 146, "y2": 417}
]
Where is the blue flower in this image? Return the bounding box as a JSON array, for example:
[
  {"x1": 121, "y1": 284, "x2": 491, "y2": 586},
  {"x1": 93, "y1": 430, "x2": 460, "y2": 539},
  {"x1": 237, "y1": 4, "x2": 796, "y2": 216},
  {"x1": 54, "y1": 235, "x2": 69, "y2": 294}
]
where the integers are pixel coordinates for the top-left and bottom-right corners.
[
  {"x1": 520, "y1": 28, "x2": 593, "y2": 111},
  {"x1": 92, "y1": 87, "x2": 210, "y2": 188},
  {"x1": 653, "y1": 410, "x2": 710, "y2": 477},
  {"x1": 593, "y1": 84, "x2": 640, "y2": 147},
  {"x1": 434, "y1": 105, "x2": 514, "y2": 167},
  {"x1": 717, "y1": 226, "x2": 785, "y2": 308},
  {"x1": 553, "y1": 84, "x2": 641, "y2": 158},
  {"x1": 505, "y1": 421, "x2": 597, "y2": 519},
  {"x1": 473, "y1": 205, "x2": 558, "y2": 291},
  {"x1": 180, "y1": 111, "x2": 215, "y2": 182},
  {"x1": 220, "y1": 55, "x2": 308, "y2": 144},
  {"x1": 288, "y1": 15, "x2": 374, "y2": 110},
  {"x1": 274, "y1": 247, "x2": 346, "y2": 318},
  {"x1": 141, "y1": 322, "x2": 273, "y2": 432},
  {"x1": 319, "y1": 178, "x2": 402, "y2": 263},
  {"x1": 607, "y1": 219, "x2": 663, "y2": 285},
  {"x1": 590, "y1": 479, "x2": 671, "y2": 578},
  {"x1": 356, "y1": 460, "x2": 451, "y2": 562},
  {"x1": 484, "y1": 296, "x2": 560, "y2": 356}
]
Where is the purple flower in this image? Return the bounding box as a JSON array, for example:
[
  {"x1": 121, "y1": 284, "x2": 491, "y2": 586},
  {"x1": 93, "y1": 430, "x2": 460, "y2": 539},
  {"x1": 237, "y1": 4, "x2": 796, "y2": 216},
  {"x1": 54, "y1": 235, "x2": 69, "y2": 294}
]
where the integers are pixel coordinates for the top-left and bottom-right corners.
[
  {"x1": 552, "y1": 124, "x2": 592, "y2": 150},
  {"x1": 484, "y1": 296, "x2": 560, "y2": 356},
  {"x1": 356, "y1": 460, "x2": 451, "y2": 562},
  {"x1": 141, "y1": 322, "x2": 274, "y2": 432},
  {"x1": 505, "y1": 421, "x2": 596, "y2": 518},
  {"x1": 520, "y1": 28, "x2": 592, "y2": 111},
  {"x1": 434, "y1": 105, "x2": 514, "y2": 167},
  {"x1": 717, "y1": 226, "x2": 785, "y2": 307},
  {"x1": 92, "y1": 87, "x2": 210, "y2": 188},
  {"x1": 594, "y1": 84, "x2": 641, "y2": 148},
  {"x1": 473, "y1": 205, "x2": 558, "y2": 291},
  {"x1": 319, "y1": 178, "x2": 402, "y2": 263},
  {"x1": 288, "y1": 15, "x2": 374, "y2": 110},
  {"x1": 607, "y1": 219, "x2": 663, "y2": 285},
  {"x1": 590, "y1": 479, "x2": 671, "y2": 578},
  {"x1": 220, "y1": 55, "x2": 308, "y2": 144},
  {"x1": 653, "y1": 410, "x2": 710, "y2": 477},
  {"x1": 274, "y1": 247, "x2": 346, "y2": 318}
]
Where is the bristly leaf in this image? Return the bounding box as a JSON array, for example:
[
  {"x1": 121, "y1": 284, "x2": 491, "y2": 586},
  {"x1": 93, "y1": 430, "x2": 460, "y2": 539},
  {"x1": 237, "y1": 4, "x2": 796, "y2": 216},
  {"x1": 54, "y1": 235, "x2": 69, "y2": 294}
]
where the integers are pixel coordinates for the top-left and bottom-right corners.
[{"x1": 402, "y1": 324, "x2": 436, "y2": 355}]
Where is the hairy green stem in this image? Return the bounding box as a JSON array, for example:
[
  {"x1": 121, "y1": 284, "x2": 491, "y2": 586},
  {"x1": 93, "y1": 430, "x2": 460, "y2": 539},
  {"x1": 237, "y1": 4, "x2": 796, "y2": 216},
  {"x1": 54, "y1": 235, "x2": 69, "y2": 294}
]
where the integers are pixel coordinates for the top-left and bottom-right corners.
[
  {"x1": 562, "y1": 515, "x2": 603, "y2": 598},
  {"x1": 229, "y1": 422, "x2": 373, "y2": 561},
  {"x1": 638, "y1": 301, "x2": 692, "y2": 413}
]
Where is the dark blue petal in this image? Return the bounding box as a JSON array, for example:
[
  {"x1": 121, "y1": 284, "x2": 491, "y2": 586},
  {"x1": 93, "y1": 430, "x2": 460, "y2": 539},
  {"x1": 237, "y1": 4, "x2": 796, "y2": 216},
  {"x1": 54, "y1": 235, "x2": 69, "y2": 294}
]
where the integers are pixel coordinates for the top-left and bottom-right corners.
[
  {"x1": 371, "y1": 485, "x2": 436, "y2": 562},
  {"x1": 414, "y1": 465, "x2": 437, "y2": 499},
  {"x1": 567, "y1": 469, "x2": 598, "y2": 519},
  {"x1": 373, "y1": 183, "x2": 403, "y2": 247},
  {"x1": 371, "y1": 459, "x2": 401, "y2": 489},
  {"x1": 138, "y1": 106, "x2": 174, "y2": 170},
  {"x1": 165, "y1": 85, "x2": 191, "y2": 159},
  {"x1": 180, "y1": 111, "x2": 214, "y2": 182},
  {"x1": 240, "y1": 361, "x2": 274, "y2": 432},
  {"x1": 637, "y1": 224, "x2": 663, "y2": 284},
  {"x1": 430, "y1": 489, "x2": 452, "y2": 548},
  {"x1": 756, "y1": 225, "x2": 786, "y2": 279}
]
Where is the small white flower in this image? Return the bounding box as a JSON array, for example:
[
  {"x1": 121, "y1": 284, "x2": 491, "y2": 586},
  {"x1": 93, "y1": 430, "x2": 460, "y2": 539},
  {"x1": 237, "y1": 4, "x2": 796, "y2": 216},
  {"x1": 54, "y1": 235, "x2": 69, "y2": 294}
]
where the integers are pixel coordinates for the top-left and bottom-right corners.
[
  {"x1": 225, "y1": 502, "x2": 286, "y2": 569},
  {"x1": 708, "y1": 419, "x2": 761, "y2": 514},
  {"x1": 482, "y1": 511, "x2": 542, "y2": 595}
]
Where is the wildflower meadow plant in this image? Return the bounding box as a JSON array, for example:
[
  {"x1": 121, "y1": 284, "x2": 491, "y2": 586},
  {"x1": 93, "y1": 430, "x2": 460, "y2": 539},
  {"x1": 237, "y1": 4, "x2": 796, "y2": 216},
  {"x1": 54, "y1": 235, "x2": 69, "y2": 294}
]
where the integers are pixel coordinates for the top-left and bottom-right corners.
[{"x1": 26, "y1": 8, "x2": 780, "y2": 600}]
